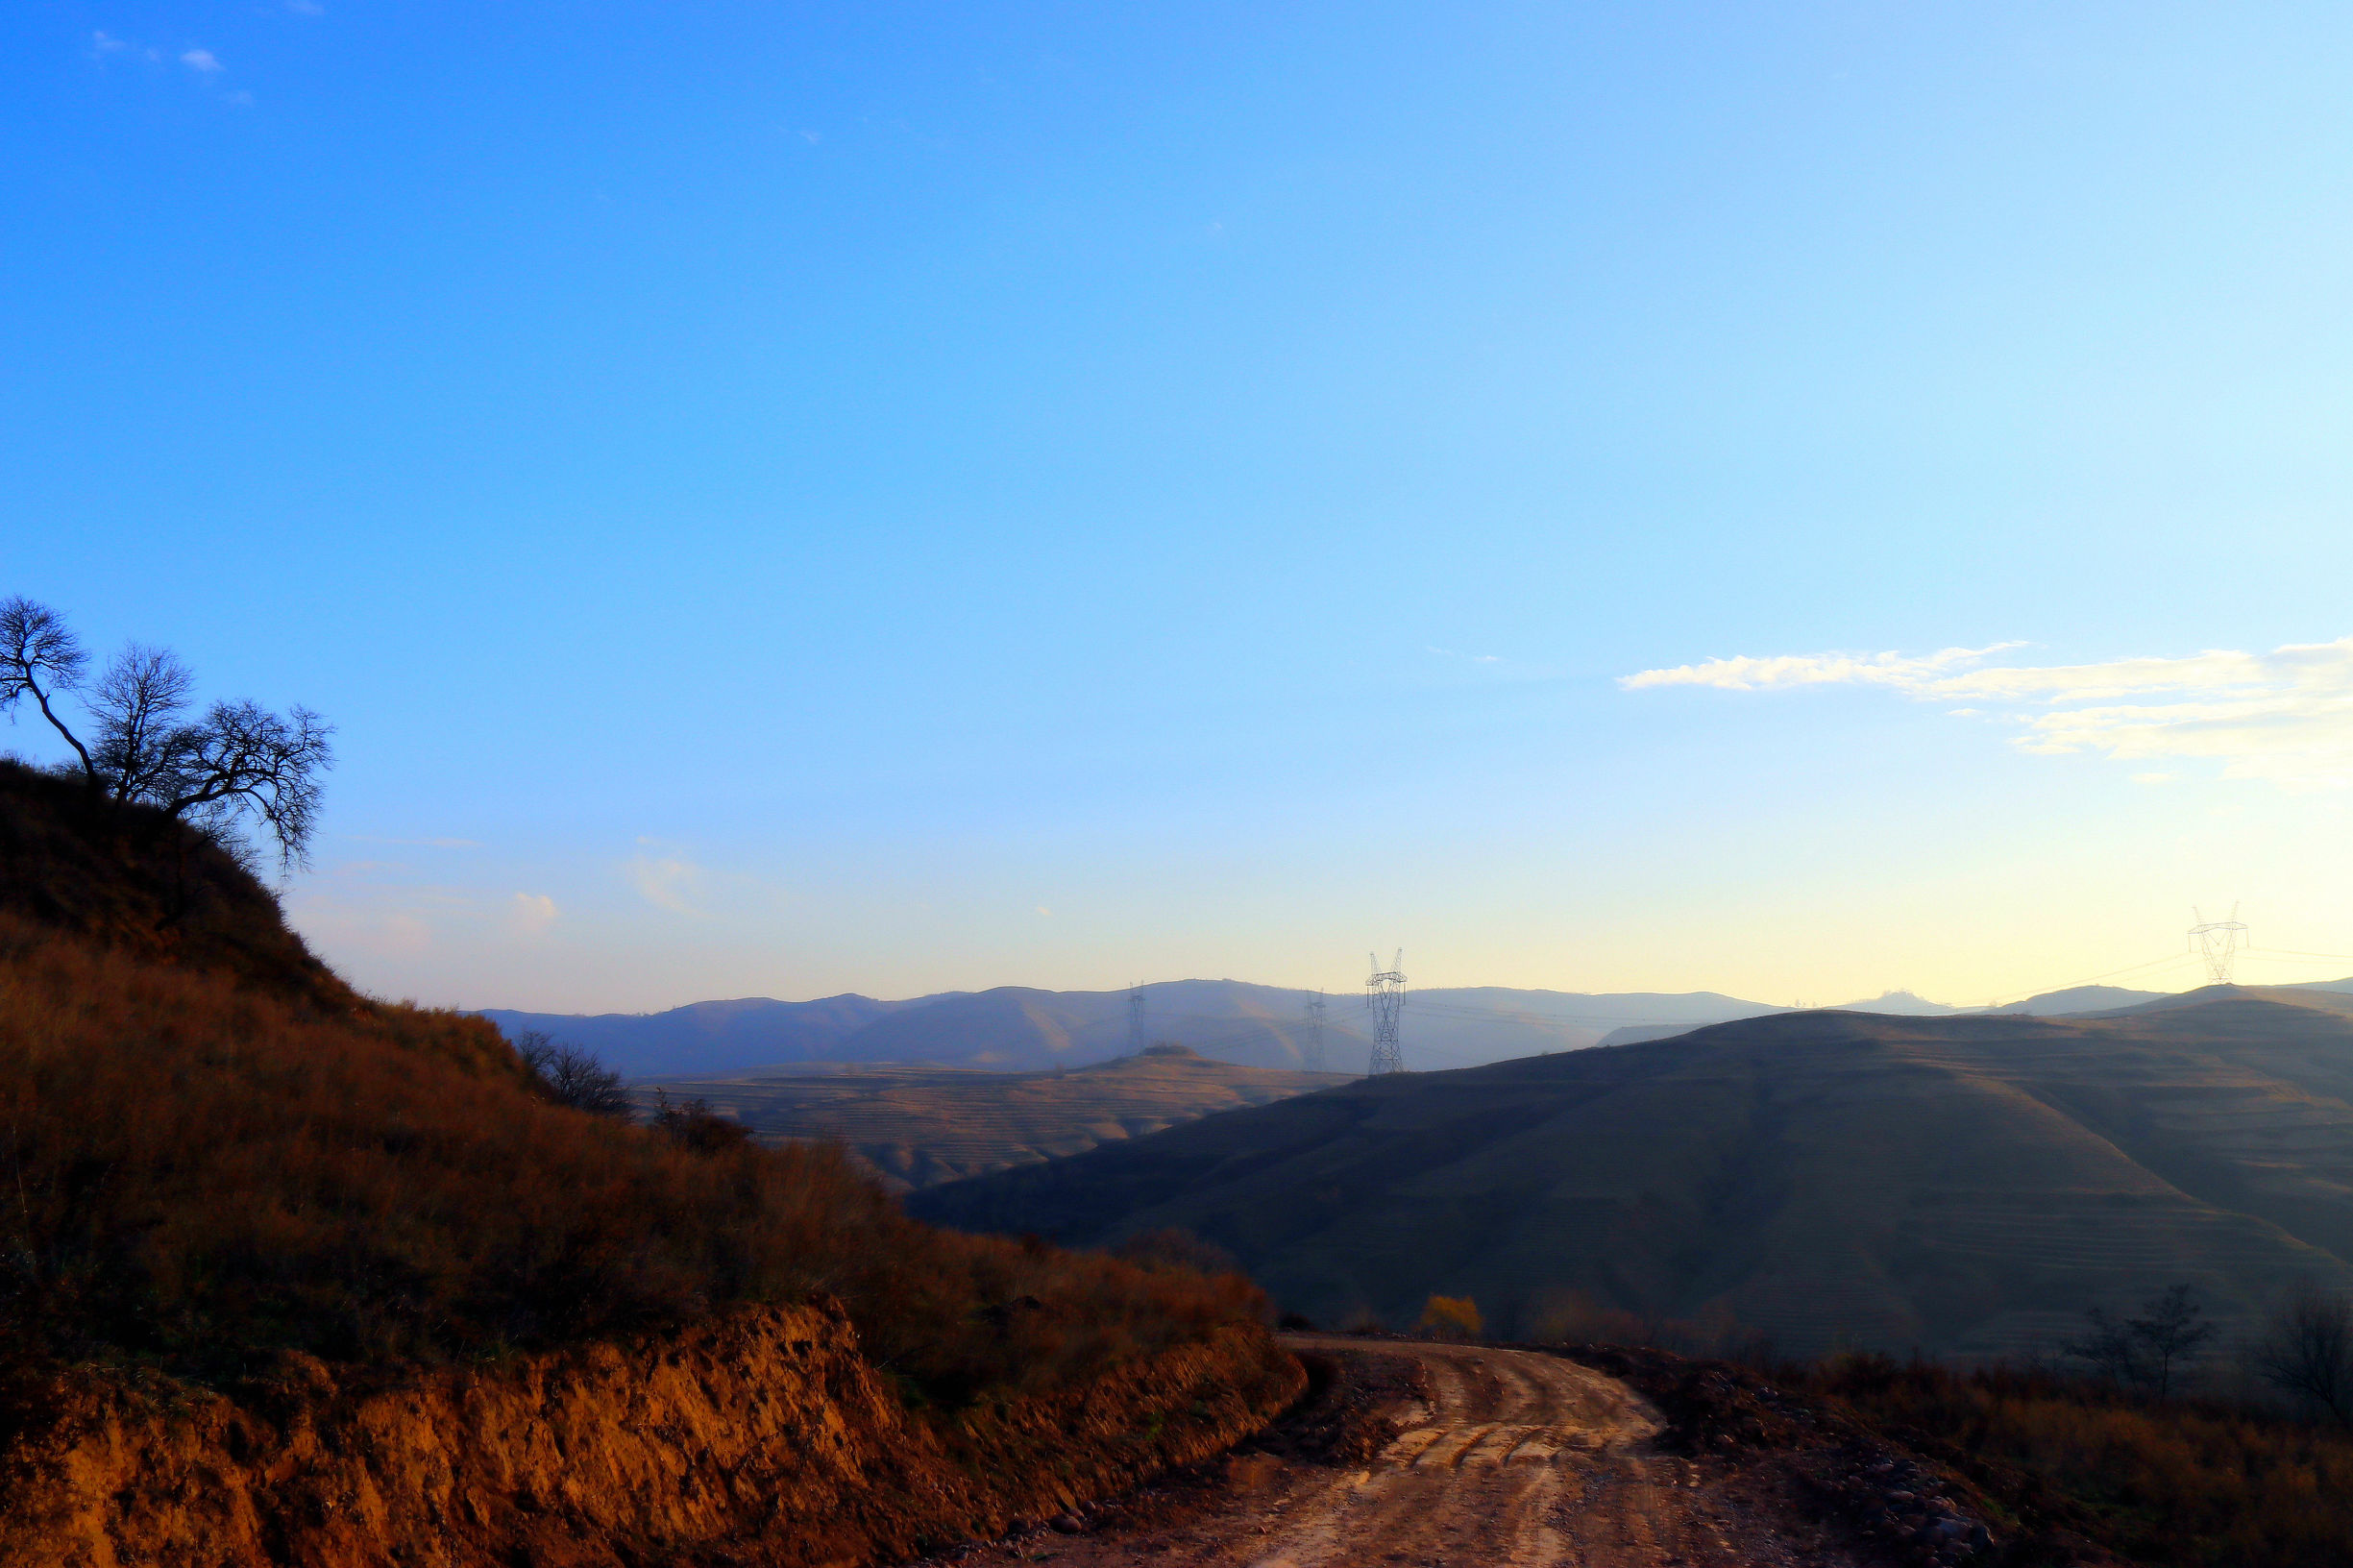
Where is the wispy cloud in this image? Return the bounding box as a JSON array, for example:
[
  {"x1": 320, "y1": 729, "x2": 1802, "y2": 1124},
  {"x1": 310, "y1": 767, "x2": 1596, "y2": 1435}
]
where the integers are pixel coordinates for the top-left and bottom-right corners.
[
  {"x1": 180, "y1": 48, "x2": 223, "y2": 72},
  {"x1": 506, "y1": 893, "x2": 559, "y2": 937},
  {"x1": 1623, "y1": 637, "x2": 2353, "y2": 790},
  {"x1": 1428, "y1": 645, "x2": 1506, "y2": 665},
  {"x1": 625, "y1": 847, "x2": 706, "y2": 915}
]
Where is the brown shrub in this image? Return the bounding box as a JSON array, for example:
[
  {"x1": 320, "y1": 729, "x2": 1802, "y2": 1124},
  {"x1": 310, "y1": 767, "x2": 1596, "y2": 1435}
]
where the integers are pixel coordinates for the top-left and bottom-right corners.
[{"x1": 0, "y1": 915, "x2": 1267, "y2": 1425}]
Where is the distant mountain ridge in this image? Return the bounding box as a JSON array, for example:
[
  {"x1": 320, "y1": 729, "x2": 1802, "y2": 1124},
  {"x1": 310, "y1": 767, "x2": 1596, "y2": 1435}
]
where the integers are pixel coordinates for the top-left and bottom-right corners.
[
  {"x1": 485, "y1": 975, "x2": 2341, "y2": 1078},
  {"x1": 481, "y1": 980, "x2": 1792, "y2": 1078}
]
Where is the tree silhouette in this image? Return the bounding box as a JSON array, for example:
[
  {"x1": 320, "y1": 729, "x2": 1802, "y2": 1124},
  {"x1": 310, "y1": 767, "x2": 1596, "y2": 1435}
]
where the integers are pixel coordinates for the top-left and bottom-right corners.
[{"x1": 0, "y1": 597, "x2": 331, "y2": 868}]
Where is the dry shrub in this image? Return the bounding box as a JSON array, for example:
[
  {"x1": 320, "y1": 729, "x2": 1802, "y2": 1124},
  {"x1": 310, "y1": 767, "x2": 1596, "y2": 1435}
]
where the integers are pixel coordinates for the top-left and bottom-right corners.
[
  {"x1": 0, "y1": 915, "x2": 1267, "y2": 1421},
  {"x1": 1522, "y1": 1286, "x2": 1775, "y2": 1366},
  {"x1": 1802, "y1": 1355, "x2": 2353, "y2": 1567},
  {"x1": 1416, "y1": 1294, "x2": 1483, "y2": 1339}
]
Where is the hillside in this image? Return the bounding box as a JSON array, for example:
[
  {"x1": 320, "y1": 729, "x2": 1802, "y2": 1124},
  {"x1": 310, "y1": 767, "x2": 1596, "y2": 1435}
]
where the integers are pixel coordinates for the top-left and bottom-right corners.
[
  {"x1": 1594, "y1": 981, "x2": 2175, "y2": 1045},
  {"x1": 489, "y1": 978, "x2": 1783, "y2": 1077},
  {"x1": 639, "y1": 1045, "x2": 1350, "y2": 1190},
  {"x1": 914, "y1": 989, "x2": 2353, "y2": 1360},
  {"x1": 0, "y1": 764, "x2": 1296, "y2": 1565}
]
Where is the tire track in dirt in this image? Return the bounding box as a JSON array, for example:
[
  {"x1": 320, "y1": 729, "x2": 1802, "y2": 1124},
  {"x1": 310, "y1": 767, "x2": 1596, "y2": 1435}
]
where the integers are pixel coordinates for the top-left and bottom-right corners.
[{"x1": 929, "y1": 1335, "x2": 1886, "y2": 1568}]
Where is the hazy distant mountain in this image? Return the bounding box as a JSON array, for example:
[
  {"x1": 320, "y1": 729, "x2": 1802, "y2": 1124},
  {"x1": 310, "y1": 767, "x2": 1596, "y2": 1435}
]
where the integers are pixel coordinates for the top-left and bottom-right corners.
[
  {"x1": 1832, "y1": 989, "x2": 1959, "y2": 1016},
  {"x1": 913, "y1": 986, "x2": 2353, "y2": 1360},
  {"x1": 1980, "y1": 984, "x2": 2169, "y2": 1016},
  {"x1": 635, "y1": 1045, "x2": 1347, "y2": 1191},
  {"x1": 477, "y1": 993, "x2": 942, "y2": 1077},
  {"x1": 481, "y1": 980, "x2": 1795, "y2": 1077}
]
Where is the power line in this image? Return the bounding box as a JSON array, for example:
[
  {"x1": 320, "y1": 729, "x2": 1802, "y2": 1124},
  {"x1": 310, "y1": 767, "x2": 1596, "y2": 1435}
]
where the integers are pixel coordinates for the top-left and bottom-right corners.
[{"x1": 1366, "y1": 950, "x2": 1407, "y2": 1074}]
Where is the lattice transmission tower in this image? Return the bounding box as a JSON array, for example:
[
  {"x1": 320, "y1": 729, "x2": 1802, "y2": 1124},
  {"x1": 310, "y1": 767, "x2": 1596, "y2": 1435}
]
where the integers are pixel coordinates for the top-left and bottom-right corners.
[
  {"x1": 2189, "y1": 906, "x2": 2249, "y2": 985},
  {"x1": 1128, "y1": 983, "x2": 1147, "y2": 1054},
  {"x1": 1366, "y1": 951, "x2": 1407, "y2": 1075},
  {"x1": 1301, "y1": 990, "x2": 1328, "y2": 1072}
]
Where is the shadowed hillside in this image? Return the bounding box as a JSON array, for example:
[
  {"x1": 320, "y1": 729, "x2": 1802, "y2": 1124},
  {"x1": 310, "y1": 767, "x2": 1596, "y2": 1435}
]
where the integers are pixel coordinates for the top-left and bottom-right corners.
[
  {"x1": 914, "y1": 990, "x2": 2353, "y2": 1359},
  {"x1": 0, "y1": 759, "x2": 350, "y2": 1006},
  {"x1": 638, "y1": 1044, "x2": 1350, "y2": 1190}
]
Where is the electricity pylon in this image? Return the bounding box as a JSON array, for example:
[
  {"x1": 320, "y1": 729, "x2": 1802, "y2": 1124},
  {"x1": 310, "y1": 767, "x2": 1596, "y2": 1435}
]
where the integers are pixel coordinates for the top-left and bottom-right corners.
[
  {"x1": 1301, "y1": 990, "x2": 1328, "y2": 1072},
  {"x1": 2189, "y1": 906, "x2": 2249, "y2": 985},
  {"x1": 1366, "y1": 951, "x2": 1406, "y2": 1075},
  {"x1": 1128, "y1": 983, "x2": 1147, "y2": 1054}
]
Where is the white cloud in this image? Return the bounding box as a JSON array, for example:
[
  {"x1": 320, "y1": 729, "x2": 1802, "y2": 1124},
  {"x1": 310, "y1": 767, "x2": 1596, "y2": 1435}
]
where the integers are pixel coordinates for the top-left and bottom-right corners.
[
  {"x1": 181, "y1": 48, "x2": 223, "y2": 72},
  {"x1": 626, "y1": 851, "x2": 705, "y2": 915},
  {"x1": 92, "y1": 32, "x2": 128, "y2": 52},
  {"x1": 506, "y1": 893, "x2": 558, "y2": 937},
  {"x1": 287, "y1": 0, "x2": 325, "y2": 13},
  {"x1": 1428, "y1": 646, "x2": 1506, "y2": 665},
  {"x1": 1623, "y1": 636, "x2": 2353, "y2": 790},
  {"x1": 1621, "y1": 643, "x2": 2023, "y2": 693}
]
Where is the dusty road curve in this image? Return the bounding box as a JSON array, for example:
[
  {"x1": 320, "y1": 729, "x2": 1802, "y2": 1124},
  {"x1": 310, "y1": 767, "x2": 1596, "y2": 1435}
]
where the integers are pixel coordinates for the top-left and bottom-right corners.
[
  {"x1": 1255, "y1": 1335, "x2": 1679, "y2": 1568},
  {"x1": 947, "y1": 1336, "x2": 1875, "y2": 1568}
]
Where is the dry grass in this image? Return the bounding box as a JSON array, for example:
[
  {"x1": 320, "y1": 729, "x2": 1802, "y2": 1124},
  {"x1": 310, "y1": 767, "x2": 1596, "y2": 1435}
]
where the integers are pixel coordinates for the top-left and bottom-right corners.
[
  {"x1": 0, "y1": 914, "x2": 1265, "y2": 1422},
  {"x1": 1801, "y1": 1355, "x2": 2353, "y2": 1567}
]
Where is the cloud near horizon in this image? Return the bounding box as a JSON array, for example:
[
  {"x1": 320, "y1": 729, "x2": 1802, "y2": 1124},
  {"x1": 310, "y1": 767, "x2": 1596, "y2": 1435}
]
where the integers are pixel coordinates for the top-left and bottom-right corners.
[{"x1": 1623, "y1": 636, "x2": 2353, "y2": 790}]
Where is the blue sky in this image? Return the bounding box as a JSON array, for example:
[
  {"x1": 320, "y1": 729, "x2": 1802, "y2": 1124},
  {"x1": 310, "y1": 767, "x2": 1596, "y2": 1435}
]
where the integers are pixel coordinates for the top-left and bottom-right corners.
[{"x1": 10, "y1": 2, "x2": 2353, "y2": 1011}]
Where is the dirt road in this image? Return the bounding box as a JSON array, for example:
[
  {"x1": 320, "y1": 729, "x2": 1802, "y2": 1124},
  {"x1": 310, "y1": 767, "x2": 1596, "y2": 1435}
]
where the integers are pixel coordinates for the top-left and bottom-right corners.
[{"x1": 937, "y1": 1336, "x2": 1883, "y2": 1568}]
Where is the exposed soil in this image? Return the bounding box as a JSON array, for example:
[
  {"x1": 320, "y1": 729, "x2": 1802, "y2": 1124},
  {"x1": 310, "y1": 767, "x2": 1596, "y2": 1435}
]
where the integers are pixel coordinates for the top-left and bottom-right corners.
[
  {"x1": 917, "y1": 1336, "x2": 2123, "y2": 1568},
  {"x1": 0, "y1": 1304, "x2": 1301, "y2": 1568}
]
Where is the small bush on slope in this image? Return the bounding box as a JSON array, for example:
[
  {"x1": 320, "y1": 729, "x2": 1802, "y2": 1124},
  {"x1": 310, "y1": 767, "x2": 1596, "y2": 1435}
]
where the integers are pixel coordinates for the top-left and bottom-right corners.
[
  {"x1": 0, "y1": 917, "x2": 1264, "y2": 1428},
  {"x1": 1803, "y1": 1355, "x2": 2353, "y2": 1568}
]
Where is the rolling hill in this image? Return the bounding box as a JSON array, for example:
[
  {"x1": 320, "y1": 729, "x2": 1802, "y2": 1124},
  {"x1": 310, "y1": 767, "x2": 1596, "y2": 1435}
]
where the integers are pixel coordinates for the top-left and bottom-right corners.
[
  {"x1": 912, "y1": 987, "x2": 2353, "y2": 1360},
  {"x1": 1593, "y1": 982, "x2": 2174, "y2": 1046},
  {"x1": 636, "y1": 1044, "x2": 1349, "y2": 1190}
]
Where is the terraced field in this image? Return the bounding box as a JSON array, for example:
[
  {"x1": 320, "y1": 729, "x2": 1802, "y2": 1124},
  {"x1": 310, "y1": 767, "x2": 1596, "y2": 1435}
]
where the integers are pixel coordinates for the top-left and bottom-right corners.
[
  {"x1": 638, "y1": 1045, "x2": 1348, "y2": 1189},
  {"x1": 915, "y1": 988, "x2": 2353, "y2": 1358}
]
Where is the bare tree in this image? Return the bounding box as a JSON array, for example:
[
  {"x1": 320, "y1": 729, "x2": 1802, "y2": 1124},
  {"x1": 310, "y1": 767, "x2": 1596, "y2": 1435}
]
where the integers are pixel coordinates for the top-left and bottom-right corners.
[
  {"x1": 86, "y1": 644, "x2": 196, "y2": 804},
  {"x1": 0, "y1": 597, "x2": 95, "y2": 783},
  {"x1": 0, "y1": 599, "x2": 332, "y2": 868},
  {"x1": 514, "y1": 1031, "x2": 634, "y2": 1117},
  {"x1": 2067, "y1": 1283, "x2": 2218, "y2": 1399},
  {"x1": 649, "y1": 1088, "x2": 752, "y2": 1154},
  {"x1": 2251, "y1": 1281, "x2": 2353, "y2": 1428},
  {"x1": 154, "y1": 698, "x2": 333, "y2": 870}
]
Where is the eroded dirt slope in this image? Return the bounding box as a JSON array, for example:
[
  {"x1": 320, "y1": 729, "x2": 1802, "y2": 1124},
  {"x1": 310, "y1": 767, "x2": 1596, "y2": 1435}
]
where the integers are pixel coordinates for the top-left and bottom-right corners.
[{"x1": 0, "y1": 1303, "x2": 1300, "y2": 1568}]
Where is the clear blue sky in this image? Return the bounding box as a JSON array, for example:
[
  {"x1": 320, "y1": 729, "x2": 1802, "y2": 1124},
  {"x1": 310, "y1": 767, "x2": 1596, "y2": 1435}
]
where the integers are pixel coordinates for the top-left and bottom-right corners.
[{"x1": 11, "y1": 2, "x2": 2353, "y2": 1011}]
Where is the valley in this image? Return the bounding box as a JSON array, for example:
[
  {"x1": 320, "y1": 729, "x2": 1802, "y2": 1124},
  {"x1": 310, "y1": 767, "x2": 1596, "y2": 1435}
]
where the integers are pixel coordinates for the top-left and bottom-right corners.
[{"x1": 636, "y1": 1044, "x2": 1348, "y2": 1189}]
